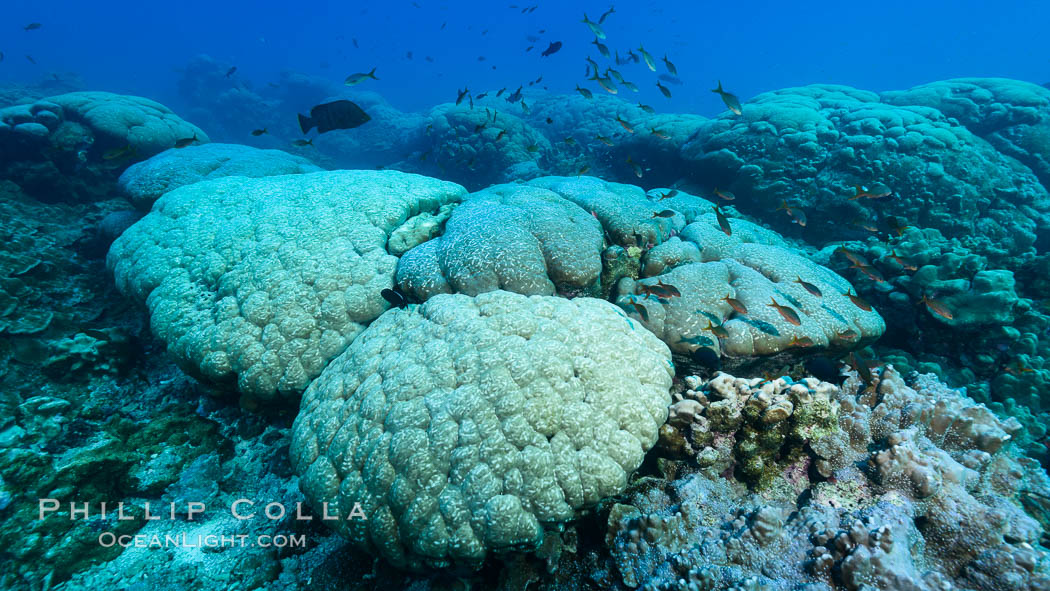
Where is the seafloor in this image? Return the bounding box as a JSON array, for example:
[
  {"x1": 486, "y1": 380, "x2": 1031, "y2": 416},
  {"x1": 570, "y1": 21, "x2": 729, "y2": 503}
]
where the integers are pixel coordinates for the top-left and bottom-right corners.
[{"x1": 3, "y1": 69, "x2": 1050, "y2": 591}]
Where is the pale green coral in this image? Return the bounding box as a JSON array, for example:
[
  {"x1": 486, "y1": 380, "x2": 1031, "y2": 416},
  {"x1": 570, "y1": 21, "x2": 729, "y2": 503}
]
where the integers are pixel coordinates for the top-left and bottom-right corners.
[
  {"x1": 616, "y1": 211, "x2": 884, "y2": 362},
  {"x1": 395, "y1": 182, "x2": 604, "y2": 301},
  {"x1": 290, "y1": 290, "x2": 673, "y2": 571},
  {"x1": 118, "y1": 143, "x2": 322, "y2": 209},
  {"x1": 107, "y1": 170, "x2": 466, "y2": 405},
  {"x1": 47, "y1": 91, "x2": 209, "y2": 157}
]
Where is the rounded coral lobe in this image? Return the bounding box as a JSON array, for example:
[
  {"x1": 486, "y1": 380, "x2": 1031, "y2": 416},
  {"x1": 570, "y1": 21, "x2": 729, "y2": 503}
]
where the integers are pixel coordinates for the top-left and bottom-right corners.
[{"x1": 290, "y1": 290, "x2": 674, "y2": 571}]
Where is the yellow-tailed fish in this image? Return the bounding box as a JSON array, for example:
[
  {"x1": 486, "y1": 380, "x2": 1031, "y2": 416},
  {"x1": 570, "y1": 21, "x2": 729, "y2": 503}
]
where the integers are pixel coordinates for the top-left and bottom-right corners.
[{"x1": 711, "y1": 80, "x2": 742, "y2": 115}]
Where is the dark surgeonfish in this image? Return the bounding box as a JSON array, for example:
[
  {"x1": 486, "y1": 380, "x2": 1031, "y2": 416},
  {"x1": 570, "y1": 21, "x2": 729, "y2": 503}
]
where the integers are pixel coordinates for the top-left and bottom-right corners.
[{"x1": 298, "y1": 100, "x2": 370, "y2": 134}]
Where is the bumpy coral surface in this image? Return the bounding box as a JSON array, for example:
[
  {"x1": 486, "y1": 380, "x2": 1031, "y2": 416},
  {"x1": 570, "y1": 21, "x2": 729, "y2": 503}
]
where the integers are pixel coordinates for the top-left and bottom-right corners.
[
  {"x1": 394, "y1": 175, "x2": 882, "y2": 367},
  {"x1": 614, "y1": 367, "x2": 1049, "y2": 590},
  {"x1": 617, "y1": 214, "x2": 885, "y2": 363},
  {"x1": 1, "y1": 91, "x2": 208, "y2": 203},
  {"x1": 882, "y1": 77, "x2": 1050, "y2": 190},
  {"x1": 290, "y1": 290, "x2": 674, "y2": 571},
  {"x1": 396, "y1": 182, "x2": 605, "y2": 300},
  {"x1": 107, "y1": 170, "x2": 466, "y2": 405},
  {"x1": 398, "y1": 103, "x2": 552, "y2": 190},
  {"x1": 681, "y1": 84, "x2": 1050, "y2": 256},
  {"x1": 45, "y1": 91, "x2": 209, "y2": 157},
  {"x1": 118, "y1": 143, "x2": 322, "y2": 209}
]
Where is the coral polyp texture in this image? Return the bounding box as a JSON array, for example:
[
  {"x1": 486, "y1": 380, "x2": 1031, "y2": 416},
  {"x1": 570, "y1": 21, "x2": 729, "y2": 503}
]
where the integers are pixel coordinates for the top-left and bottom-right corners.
[
  {"x1": 107, "y1": 170, "x2": 466, "y2": 405},
  {"x1": 396, "y1": 175, "x2": 883, "y2": 368},
  {"x1": 395, "y1": 181, "x2": 605, "y2": 300},
  {"x1": 118, "y1": 143, "x2": 322, "y2": 209},
  {"x1": 0, "y1": 91, "x2": 208, "y2": 202},
  {"x1": 290, "y1": 290, "x2": 674, "y2": 571},
  {"x1": 681, "y1": 84, "x2": 1050, "y2": 256},
  {"x1": 617, "y1": 214, "x2": 884, "y2": 363},
  {"x1": 44, "y1": 92, "x2": 209, "y2": 157},
  {"x1": 617, "y1": 367, "x2": 1049, "y2": 590},
  {"x1": 399, "y1": 103, "x2": 552, "y2": 189},
  {"x1": 882, "y1": 77, "x2": 1050, "y2": 190}
]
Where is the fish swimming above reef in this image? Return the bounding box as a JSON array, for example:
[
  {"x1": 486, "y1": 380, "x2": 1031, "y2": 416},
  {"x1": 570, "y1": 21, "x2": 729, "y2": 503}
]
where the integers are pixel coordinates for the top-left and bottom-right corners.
[
  {"x1": 768, "y1": 298, "x2": 802, "y2": 326},
  {"x1": 24, "y1": 23, "x2": 42, "y2": 31},
  {"x1": 381, "y1": 288, "x2": 408, "y2": 309},
  {"x1": 174, "y1": 134, "x2": 200, "y2": 148},
  {"x1": 714, "y1": 188, "x2": 735, "y2": 201},
  {"x1": 638, "y1": 45, "x2": 657, "y2": 71},
  {"x1": 712, "y1": 80, "x2": 742, "y2": 115},
  {"x1": 581, "y1": 13, "x2": 606, "y2": 39},
  {"x1": 714, "y1": 205, "x2": 732, "y2": 236},
  {"x1": 619, "y1": 299, "x2": 649, "y2": 321},
  {"x1": 225, "y1": 66, "x2": 237, "y2": 78},
  {"x1": 627, "y1": 157, "x2": 643, "y2": 178},
  {"x1": 656, "y1": 81, "x2": 672, "y2": 98},
  {"x1": 297, "y1": 100, "x2": 371, "y2": 134},
  {"x1": 541, "y1": 41, "x2": 562, "y2": 56},
  {"x1": 690, "y1": 347, "x2": 721, "y2": 370},
  {"x1": 507, "y1": 86, "x2": 524, "y2": 102},
  {"x1": 344, "y1": 67, "x2": 378, "y2": 85},
  {"x1": 598, "y1": 5, "x2": 615, "y2": 23},
  {"x1": 843, "y1": 289, "x2": 872, "y2": 311},
  {"x1": 594, "y1": 76, "x2": 618, "y2": 94},
  {"x1": 592, "y1": 38, "x2": 610, "y2": 58},
  {"x1": 102, "y1": 145, "x2": 137, "y2": 161},
  {"x1": 850, "y1": 185, "x2": 892, "y2": 200},
  {"x1": 292, "y1": 139, "x2": 314, "y2": 147},
  {"x1": 662, "y1": 55, "x2": 677, "y2": 76},
  {"x1": 576, "y1": 85, "x2": 593, "y2": 99},
  {"x1": 794, "y1": 277, "x2": 822, "y2": 298},
  {"x1": 251, "y1": 128, "x2": 267, "y2": 136},
  {"x1": 456, "y1": 87, "x2": 470, "y2": 105},
  {"x1": 704, "y1": 320, "x2": 730, "y2": 339},
  {"x1": 723, "y1": 294, "x2": 747, "y2": 314},
  {"x1": 920, "y1": 294, "x2": 954, "y2": 320}
]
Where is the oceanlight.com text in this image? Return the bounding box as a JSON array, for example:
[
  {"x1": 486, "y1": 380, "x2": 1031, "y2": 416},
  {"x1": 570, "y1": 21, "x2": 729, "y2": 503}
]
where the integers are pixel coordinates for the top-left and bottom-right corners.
[{"x1": 97, "y1": 532, "x2": 307, "y2": 549}]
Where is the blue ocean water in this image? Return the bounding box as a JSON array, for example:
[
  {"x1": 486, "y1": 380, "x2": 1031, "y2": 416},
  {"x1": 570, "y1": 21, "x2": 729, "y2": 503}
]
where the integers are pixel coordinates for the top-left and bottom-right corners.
[{"x1": 3, "y1": 0, "x2": 1047, "y2": 115}]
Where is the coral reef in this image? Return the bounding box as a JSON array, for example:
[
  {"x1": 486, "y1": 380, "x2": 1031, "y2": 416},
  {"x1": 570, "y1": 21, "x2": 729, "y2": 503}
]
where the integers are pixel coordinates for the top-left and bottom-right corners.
[
  {"x1": 118, "y1": 143, "x2": 322, "y2": 209},
  {"x1": 680, "y1": 84, "x2": 1050, "y2": 256},
  {"x1": 882, "y1": 77, "x2": 1050, "y2": 191},
  {"x1": 3, "y1": 75, "x2": 1050, "y2": 591},
  {"x1": 1, "y1": 91, "x2": 207, "y2": 202},
  {"x1": 397, "y1": 103, "x2": 552, "y2": 190},
  {"x1": 107, "y1": 170, "x2": 466, "y2": 406},
  {"x1": 609, "y1": 368, "x2": 1047, "y2": 590},
  {"x1": 396, "y1": 181, "x2": 604, "y2": 300},
  {"x1": 291, "y1": 290, "x2": 674, "y2": 571}
]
